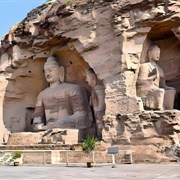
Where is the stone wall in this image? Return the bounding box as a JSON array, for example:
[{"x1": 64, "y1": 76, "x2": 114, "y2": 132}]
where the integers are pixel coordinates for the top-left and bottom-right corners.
[{"x1": 0, "y1": 150, "x2": 136, "y2": 164}]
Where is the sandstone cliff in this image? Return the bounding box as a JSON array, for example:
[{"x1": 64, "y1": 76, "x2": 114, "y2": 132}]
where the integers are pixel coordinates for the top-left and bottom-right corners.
[{"x1": 0, "y1": 0, "x2": 179, "y2": 162}]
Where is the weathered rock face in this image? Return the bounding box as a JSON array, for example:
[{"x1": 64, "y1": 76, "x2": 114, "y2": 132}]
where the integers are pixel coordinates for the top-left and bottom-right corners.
[
  {"x1": 0, "y1": 0, "x2": 180, "y2": 162},
  {"x1": 102, "y1": 110, "x2": 180, "y2": 162}
]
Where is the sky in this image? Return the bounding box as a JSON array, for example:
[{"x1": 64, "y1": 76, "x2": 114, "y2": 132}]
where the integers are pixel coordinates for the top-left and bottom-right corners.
[{"x1": 0, "y1": 0, "x2": 45, "y2": 39}]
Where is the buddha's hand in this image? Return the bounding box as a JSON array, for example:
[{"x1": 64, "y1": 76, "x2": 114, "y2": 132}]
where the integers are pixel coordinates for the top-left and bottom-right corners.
[
  {"x1": 149, "y1": 68, "x2": 158, "y2": 80},
  {"x1": 33, "y1": 117, "x2": 43, "y2": 124},
  {"x1": 150, "y1": 73, "x2": 157, "y2": 81},
  {"x1": 34, "y1": 123, "x2": 48, "y2": 131}
]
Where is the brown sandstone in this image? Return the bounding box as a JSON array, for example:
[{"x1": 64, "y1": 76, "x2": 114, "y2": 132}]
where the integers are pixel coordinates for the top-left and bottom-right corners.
[{"x1": 0, "y1": 0, "x2": 179, "y2": 162}]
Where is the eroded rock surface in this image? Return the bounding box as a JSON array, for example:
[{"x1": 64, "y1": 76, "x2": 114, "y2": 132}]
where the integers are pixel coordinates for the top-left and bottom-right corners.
[
  {"x1": 103, "y1": 110, "x2": 180, "y2": 162},
  {"x1": 0, "y1": 0, "x2": 180, "y2": 162}
]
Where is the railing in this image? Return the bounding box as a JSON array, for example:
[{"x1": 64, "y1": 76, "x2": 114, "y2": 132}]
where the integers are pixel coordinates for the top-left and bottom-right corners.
[{"x1": 0, "y1": 150, "x2": 133, "y2": 165}]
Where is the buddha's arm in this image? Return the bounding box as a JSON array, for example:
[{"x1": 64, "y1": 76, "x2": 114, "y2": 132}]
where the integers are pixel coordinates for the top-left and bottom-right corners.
[
  {"x1": 47, "y1": 112, "x2": 86, "y2": 129},
  {"x1": 31, "y1": 92, "x2": 45, "y2": 124},
  {"x1": 38, "y1": 109, "x2": 86, "y2": 130},
  {"x1": 138, "y1": 64, "x2": 157, "y2": 81}
]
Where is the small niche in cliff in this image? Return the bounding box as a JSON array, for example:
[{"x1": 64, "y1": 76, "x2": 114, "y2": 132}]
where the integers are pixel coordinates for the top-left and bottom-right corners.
[
  {"x1": 147, "y1": 21, "x2": 180, "y2": 41},
  {"x1": 141, "y1": 21, "x2": 180, "y2": 110}
]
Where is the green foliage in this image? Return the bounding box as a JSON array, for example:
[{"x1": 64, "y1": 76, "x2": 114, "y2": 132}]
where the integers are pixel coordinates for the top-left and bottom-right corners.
[
  {"x1": 18, "y1": 23, "x2": 23, "y2": 28},
  {"x1": 82, "y1": 135, "x2": 97, "y2": 155},
  {"x1": 12, "y1": 151, "x2": 22, "y2": 159},
  {"x1": 66, "y1": 0, "x2": 74, "y2": 2}
]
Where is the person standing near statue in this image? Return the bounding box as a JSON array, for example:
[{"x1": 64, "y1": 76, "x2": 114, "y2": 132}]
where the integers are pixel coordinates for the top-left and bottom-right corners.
[
  {"x1": 86, "y1": 68, "x2": 105, "y2": 140},
  {"x1": 137, "y1": 45, "x2": 176, "y2": 110},
  {"x1": 32, "y1": 56, "x2": 94, "y2": 133}
]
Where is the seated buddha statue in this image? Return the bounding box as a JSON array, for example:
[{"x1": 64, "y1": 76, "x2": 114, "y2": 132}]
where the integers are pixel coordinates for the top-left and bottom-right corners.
[
  {"x1": 137, "y1": 45, "x2": 176, "y2": 110},
  {"x1": 32, "y1": 56, "x2": 94, "y2": 132}
]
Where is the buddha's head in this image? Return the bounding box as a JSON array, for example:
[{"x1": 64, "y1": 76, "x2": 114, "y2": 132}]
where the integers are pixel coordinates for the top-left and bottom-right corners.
[
  {"x1": 44, "y1": 56, "x2": 64, "y2": 83},
  {"x1": 148, "y1": 45, "x2": 160, "y2": 62},
  {"x1": 86, "y1": 68, "x2": 97, "y2": 87}
]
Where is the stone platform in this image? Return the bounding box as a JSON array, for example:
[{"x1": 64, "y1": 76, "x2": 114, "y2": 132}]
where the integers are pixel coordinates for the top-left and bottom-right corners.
[
  {"x1": 6, "y1": 129, "x2": 79, "y2": 145},
  {"x1": 1, "y1": 110, "x2": 179, "y2": 163}
]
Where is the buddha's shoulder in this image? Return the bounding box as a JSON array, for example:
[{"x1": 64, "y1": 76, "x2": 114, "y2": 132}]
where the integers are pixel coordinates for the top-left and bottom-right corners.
[
  {"x1": 37, "y1": 87, "x2": 51, "y2": 97},
  {"x1": 140, "y1": 62, "x2": 152, "y2": 69},
  {"x1": 62, "y1": 83, "x2": 83, "y2": 90},
  {"x1": 61, "y1": 83, "x2": 85, "y2": 96},
  {"x1": 39, "y1": 83, "x2": 84, "y2": 94}
]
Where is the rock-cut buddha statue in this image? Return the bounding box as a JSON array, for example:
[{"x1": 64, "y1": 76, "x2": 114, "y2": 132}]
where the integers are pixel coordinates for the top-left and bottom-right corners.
[
  {"x1": 86, "y1": 68, "x2": 105, "y2": 140},
  {"x1": 137, "y1": 45, "x2": 176, "y2": 110},
  {"x1": 32, "y1": 56, "x2": 94, "y2": 131}
]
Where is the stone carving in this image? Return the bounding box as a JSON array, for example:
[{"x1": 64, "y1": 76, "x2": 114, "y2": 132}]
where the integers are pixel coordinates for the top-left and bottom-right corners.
[
  {"x1": 137, "y1": 45, "x2": 176, "y2": 110},
  {"x1": 32, "y1": 56, "x2": 94, "y2": 132},
  {"x1": 0, "y1": 0, "x2": 180, "y2": 162},
  {"x1": 86, "y1": 68, "x2": 105, "y2": 140}
]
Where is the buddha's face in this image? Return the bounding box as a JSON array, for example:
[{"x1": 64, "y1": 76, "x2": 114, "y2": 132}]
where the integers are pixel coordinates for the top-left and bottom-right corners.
[
  {"x1": 44, "y1": 64, "x2": 60, "y2": 84},
  {"x1": 86, "y1": 72, "x2": 96, "y2": 87},
  {"x1": 149, "y1": 48, "x2": 160, "y2": 62}
]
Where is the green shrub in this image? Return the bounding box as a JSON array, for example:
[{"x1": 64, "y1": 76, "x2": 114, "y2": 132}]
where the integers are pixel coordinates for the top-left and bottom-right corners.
[
  {"x1": 82, "y1": 135, "x2": 97, "y2": 155},
  {"x1": 12, "y1": 151, "x2": 22, "y2": 159},
  {"x1": 66, "y1": 0, "x2": 74, "y2": 2}
]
